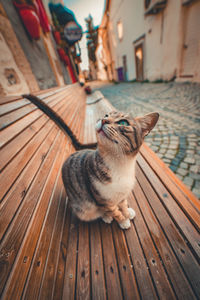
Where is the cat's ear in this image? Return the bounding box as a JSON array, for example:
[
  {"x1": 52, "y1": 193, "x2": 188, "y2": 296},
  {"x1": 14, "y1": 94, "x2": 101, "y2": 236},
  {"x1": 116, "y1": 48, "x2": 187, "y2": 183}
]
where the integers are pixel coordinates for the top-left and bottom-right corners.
[{"x1": 136, "y1": 112, "x2": 159, "y2": 137}]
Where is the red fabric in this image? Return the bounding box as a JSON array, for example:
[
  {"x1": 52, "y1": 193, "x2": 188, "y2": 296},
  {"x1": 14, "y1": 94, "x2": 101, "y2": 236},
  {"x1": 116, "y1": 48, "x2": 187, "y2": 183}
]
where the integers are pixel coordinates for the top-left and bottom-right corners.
[
  {"x1": 63, "y1": 55, "x2": 77, "y2": 83},
  {"x1": 53, "y1": 31, "x2": 61, "y2": 44},
  {"x1": 14, "y1": 2, "x2": 35, "y2": 12},
  {"x1": 63, "y1": 54, "x2": 70, "y2": 65},
  {"x1": 57, "y1": 48, "x2": 77, "y2": 83},
  {"x1": 35, "y1": 0, "x2": 50, "y2": 33},
  {"x1": 13, "y1": 2, "x2": 40, "y2": 39},
  {"x1": 57, "y1": 48, "x2": 66, "y2": 61}
]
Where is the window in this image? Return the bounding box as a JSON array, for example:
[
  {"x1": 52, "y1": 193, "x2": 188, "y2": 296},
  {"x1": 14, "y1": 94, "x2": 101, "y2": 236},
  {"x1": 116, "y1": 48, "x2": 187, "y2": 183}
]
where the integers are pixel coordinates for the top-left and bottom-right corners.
[{"x1": 117, "y1": 21, "x2": 123, "y2": 41}]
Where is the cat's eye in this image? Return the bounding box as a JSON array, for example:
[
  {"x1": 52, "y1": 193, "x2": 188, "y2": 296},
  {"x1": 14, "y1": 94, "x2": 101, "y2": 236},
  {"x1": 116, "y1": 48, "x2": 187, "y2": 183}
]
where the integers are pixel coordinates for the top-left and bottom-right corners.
[
  {"x1": 117, "y1": 119, "x2": 129, "y2": 126},
  {"x1": 104, "y1": 114, "x2": 109, "y2": 118}
]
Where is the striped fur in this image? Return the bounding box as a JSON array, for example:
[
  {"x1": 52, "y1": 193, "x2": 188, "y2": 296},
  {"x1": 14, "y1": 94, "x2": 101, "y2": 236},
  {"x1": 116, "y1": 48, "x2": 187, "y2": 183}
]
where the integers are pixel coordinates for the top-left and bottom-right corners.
[{"x1": 62, "y1": 110, "x2": 159, "y2": 229}]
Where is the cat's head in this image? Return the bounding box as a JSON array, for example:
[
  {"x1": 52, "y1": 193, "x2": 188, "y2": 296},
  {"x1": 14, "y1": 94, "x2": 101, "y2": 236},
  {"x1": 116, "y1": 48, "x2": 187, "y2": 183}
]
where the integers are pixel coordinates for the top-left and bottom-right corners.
[{"x1": 96, "y1": 110, "x2": 159, "y2": 156}]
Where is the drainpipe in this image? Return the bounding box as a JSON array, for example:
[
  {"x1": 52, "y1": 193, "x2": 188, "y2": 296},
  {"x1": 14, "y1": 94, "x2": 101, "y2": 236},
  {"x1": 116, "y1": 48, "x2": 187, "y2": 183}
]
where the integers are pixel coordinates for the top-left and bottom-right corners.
[{"x1": 105, "y1": 8, "x2": 114, "y2": 80}]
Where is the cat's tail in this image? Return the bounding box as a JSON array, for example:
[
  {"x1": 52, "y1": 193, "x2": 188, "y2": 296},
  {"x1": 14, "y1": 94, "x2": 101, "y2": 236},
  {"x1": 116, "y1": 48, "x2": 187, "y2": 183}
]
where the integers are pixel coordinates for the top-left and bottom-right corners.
[{"x1": 22, "y1": 94, "x2": 97, "y2": 150}]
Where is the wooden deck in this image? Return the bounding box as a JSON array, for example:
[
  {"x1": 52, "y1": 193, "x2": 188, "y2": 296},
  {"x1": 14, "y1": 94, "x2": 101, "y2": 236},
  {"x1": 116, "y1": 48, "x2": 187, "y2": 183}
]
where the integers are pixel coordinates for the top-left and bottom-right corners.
[{"x1": 0, "y1": 85, "x2": 199, "y2": 300}]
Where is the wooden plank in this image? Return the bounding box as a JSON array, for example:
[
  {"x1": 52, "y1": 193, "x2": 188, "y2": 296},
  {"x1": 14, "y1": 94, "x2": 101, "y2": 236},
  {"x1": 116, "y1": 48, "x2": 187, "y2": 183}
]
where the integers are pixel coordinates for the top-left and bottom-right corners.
[
  {"x1": 34, "y1": 86, "x2": 68, "y2": 99},
  {"x1": 127, "y1": 194, "x2": 176, "y2": 299},
  {"x1": 53, "y1": 205, "x2": 71, "y2": 300},
  {"x1": 0, "y1": 98, "x2": 31, "y2": 116},
  {"x1": 0, "y1": 125, "x2": 59, "y2": 241},
  {"x1": 41, "y1": 88, "x2": 75, "y2": 107},
  {"x1": 87, "y1": 105, "x2": 96, "y2": 143},
  {"x1": 76, "y1": 222, "x2": 90, "y2": 300},
  {"x1": 133, "y1": 172, "x2": 198, "y2": 298},
  {"x1": 70, "y1": 107, "x2": 84, "y2": 138},
  {"x1": 21, "y1": 178, "x2": 64, "y2": 300},
  {"x1": 62, "y1": 214, "x2": 79, "y2": 300},
  {"x1": 63, "y1": 98, "x2": 80, "y2": 128},
  {"x1": 0, "y1": 103, "x2": 37, "y2": 130},
  {"x1": 0, "y1": 119, "x2": 57, "y2": 201},
  {"x1": 71, "y1": 101, "x2": 86, "y2": 138},
  {"x1": 0, "y1": 90, "x2": 70, "y2": 150},
  {"x1": 0, "y1": 95, "x2": 67, "y2": 171},
  {"x1": 22, "y1": 88, "x2": 74, "y2": 121},
  {"x1": 79, "y1": 102, "x2": 87, "y2": 143},
  {"x1": 0, "y1": 130, "x2": 64, "y2": 296},
  {"x1": 100, "y1": 222, "x2": 123, "y2": 300},
  {"x1": 0, "y1": 109, "x2": 43, "y2": 149},
  {"x1": 72, "y1": 99, "x2": 86, "y2": 142},
  {"x1": 2, "y1": 84, "x2": 199, "y2": 300},
  {"x1": 84, "y1": 106, "x2": 96, "y2": 144},
  {"x1": 140, "y1": 143, "x2": 200, "y2": 212},
  {"x1": 0, "y1": 84, "x2": 87, "y2": 299},
  {"x1": 37, "y1": 188, "x2": 67, "y2": 300},
  {"x1": 90, "y1": 222, "x2": 106, "y2": 300},
  {"x1": 92, "y1": 104, "x2": 98, "y2": 141},
  {"x1": 39, "y1": 85, "x2": 86, "y2": 143},
  {"x1": 0, "y1": 114, "x2": 48, "y2": 172},
  {"x1": 137, "y1": 154, "x2": 200, "y2": 256},
  {"x1": 61, "y1": 99, "x2": 85, "y2": 142},
  {"x1": 1, "y1": 133, "x2": 68, "y2": 299},
  {"x1": 84, "y1": 108, "x2": 94, "y2": 144},
  {"x1": 111, "y1": 222, "x2": 140, "y2": 299},
  {"x1": 0, "y1": 95, "x2": 21, "y2": 105},
  {"x1": 52, "y1": 134, "x2": 75, "y2": 300},
  {"x1": 0, "y1": 83, "x2": 72, "y2": 106}
]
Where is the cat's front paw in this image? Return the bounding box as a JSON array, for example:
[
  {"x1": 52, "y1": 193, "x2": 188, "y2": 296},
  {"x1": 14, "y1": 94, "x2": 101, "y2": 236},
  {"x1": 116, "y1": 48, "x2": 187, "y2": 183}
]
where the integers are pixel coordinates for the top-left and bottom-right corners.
[
  {"x1": 102, "y1": 215, "x2": 113, "y2": 224},
  {"x1": 119, "y1": 219, "x2": 131, "y2": 230},
  {"x1": 128, "y1": 208, "x2": 136, "y2": 220}
]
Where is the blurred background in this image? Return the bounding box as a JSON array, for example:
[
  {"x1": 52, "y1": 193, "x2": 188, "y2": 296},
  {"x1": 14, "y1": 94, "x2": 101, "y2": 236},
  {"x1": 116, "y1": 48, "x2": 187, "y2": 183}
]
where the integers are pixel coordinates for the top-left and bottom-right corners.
[{"x1": 0, "y1": 0, "x2": 200, "y2": 92}]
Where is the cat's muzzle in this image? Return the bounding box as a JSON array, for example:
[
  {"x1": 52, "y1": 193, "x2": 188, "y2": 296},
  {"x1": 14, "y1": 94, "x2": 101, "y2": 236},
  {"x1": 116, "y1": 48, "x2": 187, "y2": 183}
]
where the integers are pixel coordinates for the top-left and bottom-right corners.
[{"x1": 96, "y1": 119, "x2": 104, "y2": 133}]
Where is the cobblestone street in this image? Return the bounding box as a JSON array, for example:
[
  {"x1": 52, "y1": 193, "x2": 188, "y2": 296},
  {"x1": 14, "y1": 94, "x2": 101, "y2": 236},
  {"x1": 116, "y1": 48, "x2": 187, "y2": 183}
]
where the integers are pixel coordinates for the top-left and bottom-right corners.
[{"x1": 91, "y1": 81, "x2": 200, "y2": 199}]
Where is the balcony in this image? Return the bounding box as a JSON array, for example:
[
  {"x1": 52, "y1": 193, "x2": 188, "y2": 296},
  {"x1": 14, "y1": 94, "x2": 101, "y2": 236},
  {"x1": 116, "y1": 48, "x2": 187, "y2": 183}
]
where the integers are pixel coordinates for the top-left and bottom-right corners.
[{"x1": 145, "y1": 0, "x2": 167, "y2": 15}]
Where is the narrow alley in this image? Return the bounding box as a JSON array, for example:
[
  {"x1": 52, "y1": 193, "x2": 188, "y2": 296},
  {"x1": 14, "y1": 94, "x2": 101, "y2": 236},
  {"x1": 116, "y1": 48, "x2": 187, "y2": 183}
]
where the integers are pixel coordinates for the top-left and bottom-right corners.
[{"x1": 91, "y1": 81, "x2": 200, "y2": 198}]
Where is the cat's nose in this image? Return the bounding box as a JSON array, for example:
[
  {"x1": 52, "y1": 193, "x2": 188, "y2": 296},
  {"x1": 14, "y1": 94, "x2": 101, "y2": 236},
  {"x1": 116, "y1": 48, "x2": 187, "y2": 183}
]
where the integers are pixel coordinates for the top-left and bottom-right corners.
[{"x1": 102, "y1": 119, "x2": 110, "y2": 125}]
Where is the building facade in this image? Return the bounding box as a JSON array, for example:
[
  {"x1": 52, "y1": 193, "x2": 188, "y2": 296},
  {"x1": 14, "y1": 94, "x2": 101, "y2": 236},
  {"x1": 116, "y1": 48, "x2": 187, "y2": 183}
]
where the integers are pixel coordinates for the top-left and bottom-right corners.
[
  {"x1": 96, "y1": 0, "x2": 114, "y2": 81},
  {"x1": 0, "y1": 0, "x2": 82, "y2": 96},
  {"x1": 96, "y1": 0, "x2": 200, "y2": 82}
]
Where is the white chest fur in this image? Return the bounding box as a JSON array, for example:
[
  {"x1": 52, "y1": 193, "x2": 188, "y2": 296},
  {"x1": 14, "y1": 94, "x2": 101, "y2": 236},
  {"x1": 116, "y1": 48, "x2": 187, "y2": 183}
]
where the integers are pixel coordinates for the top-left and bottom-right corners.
[{"x1": 94, "y1": 156, "x2": 137, "y2": 204}]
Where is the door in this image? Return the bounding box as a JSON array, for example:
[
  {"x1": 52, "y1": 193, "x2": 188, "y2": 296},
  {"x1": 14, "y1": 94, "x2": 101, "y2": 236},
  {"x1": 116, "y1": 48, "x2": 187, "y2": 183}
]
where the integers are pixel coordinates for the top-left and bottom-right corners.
[
  {"x1": 117, "y1": 67, "x2": 124, "y2": 81},
  {"x1": 122, "y1": 55, "x2": 127, "y2": 81},
  {"x1": 180, "y1": 2, "x2": 200, "y2": 78},
  {"x1": 135, "y1": 44, "x2": 144, "y2": 81}
]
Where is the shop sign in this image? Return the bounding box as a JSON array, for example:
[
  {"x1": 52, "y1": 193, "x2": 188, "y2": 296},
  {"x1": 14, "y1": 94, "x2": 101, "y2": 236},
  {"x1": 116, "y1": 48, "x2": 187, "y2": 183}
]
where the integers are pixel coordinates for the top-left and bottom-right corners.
[{"x1": 64, "y1": 21, "x2": 82, "y2": 44}]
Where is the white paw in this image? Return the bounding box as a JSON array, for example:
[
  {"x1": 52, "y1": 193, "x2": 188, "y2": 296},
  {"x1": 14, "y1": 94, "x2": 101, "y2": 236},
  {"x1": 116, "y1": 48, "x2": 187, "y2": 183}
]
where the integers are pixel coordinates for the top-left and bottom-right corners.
[
  {"x1": 128, "y1": 208, "x2": 136, "y2": 220},
  {"x1": 119, "y1": 219, "x2": 131, "y2": 230},
  {"x1": 102, "y1": 215, "x2": 113, "y2": 224}
]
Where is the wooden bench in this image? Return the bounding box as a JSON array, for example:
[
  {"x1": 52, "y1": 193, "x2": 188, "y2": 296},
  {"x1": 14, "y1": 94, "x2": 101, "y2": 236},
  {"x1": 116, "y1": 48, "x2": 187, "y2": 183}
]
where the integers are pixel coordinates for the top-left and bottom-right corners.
[{"x1": 0, "y1": 85, "x2": 199, "y2": 300}]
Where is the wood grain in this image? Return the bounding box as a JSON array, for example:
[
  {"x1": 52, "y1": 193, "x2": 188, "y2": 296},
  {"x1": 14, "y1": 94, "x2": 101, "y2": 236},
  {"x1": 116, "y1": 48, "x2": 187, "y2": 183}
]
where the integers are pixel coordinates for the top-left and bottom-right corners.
[{"x1": 0, "y1": 84, "x2": 199, "y2": 300}]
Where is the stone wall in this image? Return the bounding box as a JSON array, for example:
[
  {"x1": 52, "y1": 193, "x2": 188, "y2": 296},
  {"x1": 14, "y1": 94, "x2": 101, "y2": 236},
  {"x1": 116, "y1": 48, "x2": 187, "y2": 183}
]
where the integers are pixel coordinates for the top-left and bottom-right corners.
[
  {"x1": 105, "y1": 0, "x2": 200, "y2": 82},
  {"x1": 1, "y1": 0, "x2": 57, "y2": 90},
  {"x1": 0, "y1": 3, "x2": 39, "y2": 96},
  {"x1": 49, "y1": 32, "x2": 72, "y2": 85}
]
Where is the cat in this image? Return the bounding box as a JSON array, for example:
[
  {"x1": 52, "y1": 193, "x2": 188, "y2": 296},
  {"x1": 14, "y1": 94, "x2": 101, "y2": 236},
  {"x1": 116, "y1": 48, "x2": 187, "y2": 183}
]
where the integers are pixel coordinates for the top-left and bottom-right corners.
[{"x1": 62, "y1": 110, "x2": 159, "y2": 229}]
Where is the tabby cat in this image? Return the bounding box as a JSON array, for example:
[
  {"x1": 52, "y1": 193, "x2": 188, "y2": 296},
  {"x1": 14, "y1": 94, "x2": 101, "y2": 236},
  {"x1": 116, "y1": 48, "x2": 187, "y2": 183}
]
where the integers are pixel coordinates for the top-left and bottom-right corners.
[{"x1": 62, "y1": 110, "x2": 159, "y2": 229}]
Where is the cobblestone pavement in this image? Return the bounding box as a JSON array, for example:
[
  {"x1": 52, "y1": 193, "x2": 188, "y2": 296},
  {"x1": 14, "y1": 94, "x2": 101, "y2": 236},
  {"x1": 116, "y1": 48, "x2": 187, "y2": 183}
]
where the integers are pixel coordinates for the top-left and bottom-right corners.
[{"x1": 90, "y1": 81, "x2": 200, "y2": 199}]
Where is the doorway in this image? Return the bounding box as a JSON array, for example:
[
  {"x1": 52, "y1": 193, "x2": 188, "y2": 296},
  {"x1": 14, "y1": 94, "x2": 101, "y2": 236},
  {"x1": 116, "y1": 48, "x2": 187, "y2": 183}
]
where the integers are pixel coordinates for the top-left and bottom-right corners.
[
  {"x1": 135, "y1": 44, "x2": 144, "y2": 81},
  {"x1": 180, "y1": 2, "x2": 200, "y2": 78}
]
